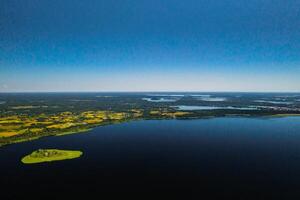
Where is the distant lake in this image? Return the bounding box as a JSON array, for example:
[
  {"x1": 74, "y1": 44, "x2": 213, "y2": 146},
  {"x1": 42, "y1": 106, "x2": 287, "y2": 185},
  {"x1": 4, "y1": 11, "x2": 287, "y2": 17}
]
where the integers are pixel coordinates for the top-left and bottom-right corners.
[
  {"x1": 1, "y1": 117, "x2": 300, "y2": 198},
  {"x1": 172, "y1": 105, "x2": 258, "y2": 111},
  {"x1": 196, "y1": 97, "x2": 227, "y2": 101},
  {"x1": 142, "y1": 96, "x2": 228, "y2": 102},
  {"x1": 254, "y1": 100, "x2": 292, "y2": 104},
  {"x1": 146, "y1": 94, "x2": 185, "y2": 97},
  {"x1": 189, "y1": 94, "x2": 211, "y2": 97},
  {"x1": 142, "y1": 97, "x2": 178, "y2": 102}
]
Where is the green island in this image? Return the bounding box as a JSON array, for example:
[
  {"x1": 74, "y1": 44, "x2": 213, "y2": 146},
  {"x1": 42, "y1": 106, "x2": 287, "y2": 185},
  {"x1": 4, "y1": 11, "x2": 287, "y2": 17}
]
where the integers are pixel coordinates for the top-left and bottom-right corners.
[
  {"x1": 21, "y1": 149, "x2": 83, "y2": 164},
  {"x1": 0, "y1": 93, "x2": 300, "y2": 147}
]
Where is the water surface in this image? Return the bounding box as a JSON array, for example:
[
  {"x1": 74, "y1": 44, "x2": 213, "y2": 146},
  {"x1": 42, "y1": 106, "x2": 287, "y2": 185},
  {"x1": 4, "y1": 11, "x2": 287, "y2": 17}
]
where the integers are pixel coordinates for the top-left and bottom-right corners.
[{"x1": 1, "y1": 117, "x2": 300, "y2": 199}]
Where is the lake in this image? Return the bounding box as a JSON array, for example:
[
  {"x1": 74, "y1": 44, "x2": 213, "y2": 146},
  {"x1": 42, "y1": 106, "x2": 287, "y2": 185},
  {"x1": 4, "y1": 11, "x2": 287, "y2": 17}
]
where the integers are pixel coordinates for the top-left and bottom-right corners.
[
  {"x1": 142, "y1": 97, "x2": 179, "y2": 102},
  {"x1": 172, "y1": 105, "x2": 259, "y2": 110},
  {"x1": 1, "y1": 117, "x2": 300, "y2": 199}
]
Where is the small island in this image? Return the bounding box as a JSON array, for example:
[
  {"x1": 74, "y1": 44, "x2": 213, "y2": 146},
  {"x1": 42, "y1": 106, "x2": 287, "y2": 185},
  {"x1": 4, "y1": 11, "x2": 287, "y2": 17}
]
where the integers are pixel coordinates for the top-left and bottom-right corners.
[{"x1": 21, "y1": 149, "x2": 83, "y2": 164}]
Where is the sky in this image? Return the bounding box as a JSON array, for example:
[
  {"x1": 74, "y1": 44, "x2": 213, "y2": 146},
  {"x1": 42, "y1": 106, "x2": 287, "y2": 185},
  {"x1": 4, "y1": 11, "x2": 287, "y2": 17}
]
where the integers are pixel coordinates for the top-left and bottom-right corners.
[{"x1": 0, "y1": 0, "x2": 300, "y2": 92}]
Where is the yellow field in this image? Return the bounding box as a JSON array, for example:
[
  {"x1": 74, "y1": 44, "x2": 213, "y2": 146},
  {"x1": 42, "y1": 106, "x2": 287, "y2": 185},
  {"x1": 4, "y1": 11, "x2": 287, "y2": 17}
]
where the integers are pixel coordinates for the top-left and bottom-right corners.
[
  {"x1": 108, "y1": 112, "x2": 126, "y2": 120},
  {"x1": 0, "y1": 129, "x2": 27, "y2": 137},
  {"x1": 150, "y1": 110, "x2": 190, "y2": 118},
  {"x1": 0, "y1": 131, "x2": 20, "y2": 137},
  {"x1": 29, "y1": 128, "x2": 44, "y2": 133},
  {"x1": 0, "y1": 124, "x2": 22, "y2": 130},
  {"x1": 47, "y1": 123, "x2": 75, "y2": 129},
  {"x1": 162, "y1": 111, "x2": 190, "y2": 117},
  {"x1": 0, "y1": 119, "x2": 22, "y2": 124},
  {"x1": 0, "y1": 110, "x2": 135, "y2": 141},
  {"x1": 150, "y1": 111, "x2": 160, "y2": 115},
  {"x1": 35, "y1": 121, "x2": 54, "y2": 125},
  {"x1": 83, "y1": 119, "x2": 103, "y2": 124},
  {"x1": 131, "y1": 109, "x2": 143, "y2": 117}
]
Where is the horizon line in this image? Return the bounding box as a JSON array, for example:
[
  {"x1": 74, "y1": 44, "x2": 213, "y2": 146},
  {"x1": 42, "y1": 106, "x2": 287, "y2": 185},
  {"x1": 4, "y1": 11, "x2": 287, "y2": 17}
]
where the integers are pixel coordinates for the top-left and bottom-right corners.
[{"x1": 0, "y1": 90, "x2": 300, "y2": 94}]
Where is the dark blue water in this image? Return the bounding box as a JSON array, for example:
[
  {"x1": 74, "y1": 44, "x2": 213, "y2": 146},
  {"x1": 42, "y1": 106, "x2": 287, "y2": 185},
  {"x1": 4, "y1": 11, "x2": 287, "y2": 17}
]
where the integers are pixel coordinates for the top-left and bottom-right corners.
[{"x1": 1, "y1": 117, "x2": 300, "y2": 199}]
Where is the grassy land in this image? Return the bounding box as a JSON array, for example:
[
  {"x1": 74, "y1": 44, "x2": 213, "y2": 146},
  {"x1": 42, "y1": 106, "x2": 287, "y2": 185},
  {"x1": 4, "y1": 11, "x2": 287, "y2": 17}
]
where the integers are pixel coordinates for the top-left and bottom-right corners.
[
  {"x1": 0, "y1": 108, "x2": 196, "y2": 147},
  {"x1": 21, "y1": 149, "x2": 83, "y2": 164},
  {"x1": 0, "y1": 110, "x2": 139, "y2": 147}
]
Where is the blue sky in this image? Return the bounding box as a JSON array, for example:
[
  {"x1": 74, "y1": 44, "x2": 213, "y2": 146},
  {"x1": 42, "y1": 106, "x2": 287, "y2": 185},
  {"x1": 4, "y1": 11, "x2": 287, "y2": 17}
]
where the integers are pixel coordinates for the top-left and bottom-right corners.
[{"x1": 1, "y1": 0, "x2": 300, "y2": 92}]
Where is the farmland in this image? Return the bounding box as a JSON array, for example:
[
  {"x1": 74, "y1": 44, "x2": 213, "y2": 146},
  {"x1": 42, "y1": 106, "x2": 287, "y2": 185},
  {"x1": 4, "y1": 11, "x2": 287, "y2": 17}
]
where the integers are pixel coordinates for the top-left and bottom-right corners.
[{"x1": 0, "y1": 92, "x2": 300, "y2": 147}]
